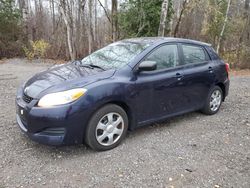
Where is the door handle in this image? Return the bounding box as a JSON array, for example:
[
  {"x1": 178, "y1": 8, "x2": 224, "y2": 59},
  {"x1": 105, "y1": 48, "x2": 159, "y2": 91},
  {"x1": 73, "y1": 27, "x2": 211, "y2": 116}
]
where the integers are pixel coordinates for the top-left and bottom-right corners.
[
  {"x1": 175, "y1": 72, "x2": 183, "y2": 81},
  {"x1": 208, "y1": 66, "x2": 213, "y2": 73}
]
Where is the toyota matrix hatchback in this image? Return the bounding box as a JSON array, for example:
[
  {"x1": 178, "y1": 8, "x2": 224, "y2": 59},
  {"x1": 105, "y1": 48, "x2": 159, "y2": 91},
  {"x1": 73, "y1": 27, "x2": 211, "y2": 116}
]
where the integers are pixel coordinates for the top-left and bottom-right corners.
[{"x1": 16, "y1": 37, "x2": 229, "y2": 151}]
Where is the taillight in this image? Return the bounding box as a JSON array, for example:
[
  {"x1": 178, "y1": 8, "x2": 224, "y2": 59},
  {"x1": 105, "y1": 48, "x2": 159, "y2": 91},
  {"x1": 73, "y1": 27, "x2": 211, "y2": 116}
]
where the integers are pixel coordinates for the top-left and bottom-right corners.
[{"x1": 225, "y1": 63, "x2": 230, "y2": 78}]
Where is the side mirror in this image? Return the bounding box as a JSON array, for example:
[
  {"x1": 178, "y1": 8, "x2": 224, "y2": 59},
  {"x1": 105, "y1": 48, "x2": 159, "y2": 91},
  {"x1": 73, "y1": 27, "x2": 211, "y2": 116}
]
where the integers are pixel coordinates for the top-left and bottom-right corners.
[{"x1": 138, "y1": 61, "x2": 157, "y2": 72}]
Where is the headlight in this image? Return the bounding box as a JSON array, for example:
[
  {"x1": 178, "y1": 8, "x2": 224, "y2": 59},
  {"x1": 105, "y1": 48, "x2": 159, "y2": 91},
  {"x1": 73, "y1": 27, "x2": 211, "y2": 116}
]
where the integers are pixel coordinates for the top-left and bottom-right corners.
[{"x1": 38, "y1": 88, "x2": 87, "y2": 107}]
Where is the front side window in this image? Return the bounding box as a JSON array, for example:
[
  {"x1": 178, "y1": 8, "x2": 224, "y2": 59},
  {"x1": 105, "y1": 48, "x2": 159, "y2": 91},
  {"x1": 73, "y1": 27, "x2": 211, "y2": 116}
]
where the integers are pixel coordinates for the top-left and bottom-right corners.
[
  {"x1": 81, "y1": 42, "x2": 149, "y2": 70},
  {"x1": 144, "y1": 44, "x2": 179, "y2": 70},
  {"x1": 182, "y1": 45, "x2": 207, "y2": 64}
]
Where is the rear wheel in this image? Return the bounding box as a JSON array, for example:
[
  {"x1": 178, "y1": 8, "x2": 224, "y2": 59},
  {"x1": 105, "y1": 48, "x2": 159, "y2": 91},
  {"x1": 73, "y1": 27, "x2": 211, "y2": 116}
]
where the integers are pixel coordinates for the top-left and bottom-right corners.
[
  {"x1": 85, "y1": 104, "x2": 128, "y2": 151},
  {"x1": 201, "y1": 86, "x2": 223, "y2": 115}
]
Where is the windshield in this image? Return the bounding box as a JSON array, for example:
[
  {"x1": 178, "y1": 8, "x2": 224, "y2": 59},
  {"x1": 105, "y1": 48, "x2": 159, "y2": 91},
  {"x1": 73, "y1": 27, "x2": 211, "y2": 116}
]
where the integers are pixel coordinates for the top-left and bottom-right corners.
[{"x1": 81, "y1": 41, "x2": 149, "y2": 70}]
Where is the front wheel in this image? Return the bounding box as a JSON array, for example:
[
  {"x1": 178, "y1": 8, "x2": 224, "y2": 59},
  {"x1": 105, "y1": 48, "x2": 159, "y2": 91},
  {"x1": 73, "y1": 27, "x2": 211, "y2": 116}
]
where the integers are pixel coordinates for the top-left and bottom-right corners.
[
  {"x1": 85, "y1": 104, "x2": 128, "y2": 151},
  {"x1": 201, "y1": 86, "x2": 223, "y2": 115}
]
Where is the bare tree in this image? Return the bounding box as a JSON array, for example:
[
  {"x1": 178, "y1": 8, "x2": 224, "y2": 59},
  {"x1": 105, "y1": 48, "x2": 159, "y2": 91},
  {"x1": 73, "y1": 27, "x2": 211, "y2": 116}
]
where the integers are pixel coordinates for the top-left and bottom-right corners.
[
  {"x1": 158, "y1": 0, "x2": 169, "y2": 37},
  {"x1": 111, "y1": 0, "x2": 118, "y2": 41},
  {"x1": 59, "y1": 0, "x2": 76, "y2": 60},
  {"x1": 173, "y1": 0, "x2": 189, "y2": 37},
  {"x1": 217, "y1": 0, "x2": 231, "y2": 53},
  {"x1": 18, "y1": 0, "x2": 30, "y2": 41},
  {"x1": 97, "y1": 0, "x2": 111, "y2": 44},
  {"x1": 94, "y1": 0, "x2": 98, "y2": 47},
  {"x1": 87, "y1": 0, "x2": 94, "y2": 54},
  {"x1": 50, "y1": 0, "x2": 56, "y2": 34}
]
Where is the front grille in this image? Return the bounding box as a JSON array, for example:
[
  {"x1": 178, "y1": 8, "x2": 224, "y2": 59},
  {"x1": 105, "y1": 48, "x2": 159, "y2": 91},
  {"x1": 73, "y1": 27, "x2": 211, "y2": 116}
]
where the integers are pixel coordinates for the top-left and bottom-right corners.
[{"x1": 22, "y1": 93, "x2": 33, "y2": 103}]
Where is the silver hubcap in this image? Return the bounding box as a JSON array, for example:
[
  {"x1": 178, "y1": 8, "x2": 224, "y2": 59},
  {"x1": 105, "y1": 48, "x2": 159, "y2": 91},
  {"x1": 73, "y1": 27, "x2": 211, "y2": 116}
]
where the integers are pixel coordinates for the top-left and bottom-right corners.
[
  {"x1": 95, "y1": 112, "x2": 124, "y2": 146},
  {"x1": 210, "y1": 90, "x2": 222, "y2": 112}
]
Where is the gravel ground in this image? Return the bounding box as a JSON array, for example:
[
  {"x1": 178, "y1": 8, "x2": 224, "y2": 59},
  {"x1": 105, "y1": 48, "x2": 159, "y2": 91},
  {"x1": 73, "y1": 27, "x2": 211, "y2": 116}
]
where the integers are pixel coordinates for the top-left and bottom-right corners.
[{"x1": 0, "y1": 59, "x2": 249, "y2": 188}]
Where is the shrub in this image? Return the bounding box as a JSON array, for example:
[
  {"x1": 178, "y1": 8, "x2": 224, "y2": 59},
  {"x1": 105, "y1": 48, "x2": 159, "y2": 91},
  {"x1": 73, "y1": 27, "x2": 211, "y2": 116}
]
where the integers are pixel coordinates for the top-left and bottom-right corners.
[{"x1": 23, "y1": 40, "x2": 50, "y2": 60}]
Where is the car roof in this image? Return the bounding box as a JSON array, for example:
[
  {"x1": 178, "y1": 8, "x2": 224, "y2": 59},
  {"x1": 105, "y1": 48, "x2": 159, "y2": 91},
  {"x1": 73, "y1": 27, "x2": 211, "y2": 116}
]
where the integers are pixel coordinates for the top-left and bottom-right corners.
[{"x1": 122, "y1": 37, "x2": 211, "y2": 47}]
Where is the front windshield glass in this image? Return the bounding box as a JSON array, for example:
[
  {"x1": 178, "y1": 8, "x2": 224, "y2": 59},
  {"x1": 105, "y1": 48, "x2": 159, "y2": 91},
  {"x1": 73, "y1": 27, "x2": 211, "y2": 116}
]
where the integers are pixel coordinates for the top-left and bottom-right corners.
[{"x1": 81, "y1": 41, "x2": 149, "y2": 70}]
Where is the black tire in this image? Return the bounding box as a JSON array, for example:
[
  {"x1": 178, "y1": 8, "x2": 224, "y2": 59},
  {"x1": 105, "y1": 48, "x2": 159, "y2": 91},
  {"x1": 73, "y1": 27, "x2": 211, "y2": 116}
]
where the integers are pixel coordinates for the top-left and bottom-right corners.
[
  {"x1": 85, "y1": 104, "x2": 128, "y2": 151},
  {"x1": 201, "y1": 86, "x2": 223, "y2": 115}
]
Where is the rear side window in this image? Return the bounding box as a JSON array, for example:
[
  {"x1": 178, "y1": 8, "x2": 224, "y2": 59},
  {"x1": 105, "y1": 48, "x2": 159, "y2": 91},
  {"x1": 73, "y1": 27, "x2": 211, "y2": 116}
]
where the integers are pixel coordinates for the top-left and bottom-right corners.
[
  {"x1": 144, "y1": 44, "x2": 179, "y2": 70},
  {"x1": 182, "y1": 45, "x2": 208, "y2": 64}
]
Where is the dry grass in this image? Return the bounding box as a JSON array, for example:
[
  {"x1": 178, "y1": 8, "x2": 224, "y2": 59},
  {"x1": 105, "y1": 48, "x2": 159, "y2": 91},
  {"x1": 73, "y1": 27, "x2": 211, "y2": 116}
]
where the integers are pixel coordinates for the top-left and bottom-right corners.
[{"x1": 0, "y1": 58, "x2": 7, "y2": 64}]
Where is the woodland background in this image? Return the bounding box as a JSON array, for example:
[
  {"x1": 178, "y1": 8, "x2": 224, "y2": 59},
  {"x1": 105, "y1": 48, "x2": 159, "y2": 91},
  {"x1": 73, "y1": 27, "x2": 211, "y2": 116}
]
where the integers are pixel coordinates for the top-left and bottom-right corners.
[{"x1": 0, "y1": 0, "x2": 250, "y2": 69}]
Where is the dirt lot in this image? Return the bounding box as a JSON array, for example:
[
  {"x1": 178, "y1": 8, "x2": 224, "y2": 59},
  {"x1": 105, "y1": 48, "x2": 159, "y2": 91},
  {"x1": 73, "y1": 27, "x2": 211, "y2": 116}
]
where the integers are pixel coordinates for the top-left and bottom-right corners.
[{"x1": 0, "y1": 59, "x2": 249, "y2": 188}]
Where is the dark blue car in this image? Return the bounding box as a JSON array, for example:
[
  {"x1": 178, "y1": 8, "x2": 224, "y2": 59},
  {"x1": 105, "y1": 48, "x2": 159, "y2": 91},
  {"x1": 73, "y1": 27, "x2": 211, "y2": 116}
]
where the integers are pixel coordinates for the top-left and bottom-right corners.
[{"x1": 16, "y1": 37, "x2": 230, "y2": 151}]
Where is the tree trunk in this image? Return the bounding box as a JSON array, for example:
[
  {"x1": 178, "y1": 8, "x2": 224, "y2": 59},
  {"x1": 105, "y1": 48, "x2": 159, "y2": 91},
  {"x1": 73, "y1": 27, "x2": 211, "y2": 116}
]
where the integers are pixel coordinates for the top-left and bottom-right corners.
[
  {"x1": 94, "y1": 0, "x2": 98, "y2": 48},
  {"x1": 246, "y1": 0, "x2": 250, "y2": 10},
  {"x1": 19, "y1": 0, "x2": 30, "y2": 42},
  {"x1": 167, "y1": 0, "x2": 173, "y2": 36},
  {"x1": 51, "y1": 0, "x2": 55, "y2": 34},
  {"x1": 97, "y1": 0, "x2": 111, "y2": 44},
  {"x1": 88, "y1": 0, "x2": 94, "y2": 54},
  {"x1": 111, "y1": 0, "x2": 118, "y2": 41},
  {"x1": 216, "y1": 0, "x2": 231, "y2": 53},
  {"x1": 173, "y1": 0, "x2": 188, "y2": 37},
  {"x1": 158, "y1": 0, "x2": 169, "y2": 37},
  {"x1": 59, "y1": 0, "x2": 76, "y2": 60}
]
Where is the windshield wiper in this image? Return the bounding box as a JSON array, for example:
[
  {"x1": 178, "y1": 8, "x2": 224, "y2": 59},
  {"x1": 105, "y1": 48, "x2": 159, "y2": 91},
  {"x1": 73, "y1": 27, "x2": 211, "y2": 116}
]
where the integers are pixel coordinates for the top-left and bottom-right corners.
[
  {"x1": 87, "y1": 64, "x2": 106, "y2": 71},
  {"x1": 74, "y1": 60, "x2": 91, "y2": 68},
  {"x1": 75, "y1": 60, "x2": 106, "y2": 71},
  {"x1": 78, "y1": 64, "x2": 94, "y2": 69}
]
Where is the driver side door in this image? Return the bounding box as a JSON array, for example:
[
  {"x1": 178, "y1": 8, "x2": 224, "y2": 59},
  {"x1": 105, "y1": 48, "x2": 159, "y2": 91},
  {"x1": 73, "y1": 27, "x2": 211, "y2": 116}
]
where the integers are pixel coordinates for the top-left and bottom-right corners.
[{"x1": 135, "y1": 43, "x2": 186, "y2": 125}]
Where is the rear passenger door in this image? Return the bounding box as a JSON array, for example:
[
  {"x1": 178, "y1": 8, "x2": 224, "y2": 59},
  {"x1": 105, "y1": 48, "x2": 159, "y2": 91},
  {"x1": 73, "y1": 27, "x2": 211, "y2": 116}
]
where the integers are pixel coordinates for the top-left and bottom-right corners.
[{"x1": 180, "y1": 44, "x2": 215, "y2": 110}]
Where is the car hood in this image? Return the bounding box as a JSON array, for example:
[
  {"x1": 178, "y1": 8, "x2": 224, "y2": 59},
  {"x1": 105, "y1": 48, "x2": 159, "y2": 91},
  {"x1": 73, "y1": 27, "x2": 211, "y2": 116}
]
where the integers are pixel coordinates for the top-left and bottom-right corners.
[{"x1": 24, "y1": 62, "x2": 115, "y2": 98}]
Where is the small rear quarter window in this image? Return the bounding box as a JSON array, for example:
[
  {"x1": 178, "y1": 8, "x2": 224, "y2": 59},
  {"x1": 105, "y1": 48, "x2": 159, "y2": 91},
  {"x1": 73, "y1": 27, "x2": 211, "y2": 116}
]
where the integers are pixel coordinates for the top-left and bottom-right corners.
[{"x1": 206, "y1": 46, "x2": 220, "y2": 60}]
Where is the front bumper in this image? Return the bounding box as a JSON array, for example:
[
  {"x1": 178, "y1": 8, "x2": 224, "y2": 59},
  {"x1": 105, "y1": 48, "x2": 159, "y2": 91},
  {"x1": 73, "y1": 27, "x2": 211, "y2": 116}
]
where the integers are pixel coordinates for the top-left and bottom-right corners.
[
  {"x1": 16, "y1": 114, "x2": 65, "y2": 145},
  {"x1": 15, "y1": 93, "x2": 93, "y2": 146}
]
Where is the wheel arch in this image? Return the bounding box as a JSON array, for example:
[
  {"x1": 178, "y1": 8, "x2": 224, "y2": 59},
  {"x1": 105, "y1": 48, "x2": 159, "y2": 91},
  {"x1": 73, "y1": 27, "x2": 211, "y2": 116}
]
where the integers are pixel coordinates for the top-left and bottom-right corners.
[
  {"x1": 215, "y1": 82, "x2": 225, "y2": 101},
  {"x1": 103, "y1": 101, "x2": 136, "y2": 131}
]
